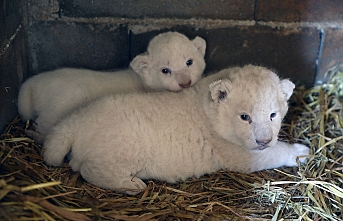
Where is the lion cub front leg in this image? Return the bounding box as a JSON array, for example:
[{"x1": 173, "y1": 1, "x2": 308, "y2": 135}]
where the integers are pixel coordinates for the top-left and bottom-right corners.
[
  {"x1": 280, "y1": 142, "x2": 310, "y2": 166},
  {"x1": 249, "y1": 141, "x2": 310, "y2": 172}
]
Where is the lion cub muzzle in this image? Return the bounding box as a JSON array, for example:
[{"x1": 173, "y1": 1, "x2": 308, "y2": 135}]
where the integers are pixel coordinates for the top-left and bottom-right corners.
[
  {"x1": 256, "y1": 139, "x2": 272, "y2": 150},
  {"x1": 175, "y1": 71, "x2": 193, "y2": 89},
  {"x1": 179, "y1": 80, "x2": 192, "y2": 88}
]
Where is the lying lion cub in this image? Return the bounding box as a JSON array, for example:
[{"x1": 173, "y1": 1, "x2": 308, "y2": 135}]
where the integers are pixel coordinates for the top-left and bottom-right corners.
[
  {"x1": 43, "y1": 65, "x2": 309, "y2": 195},
  {"x1": 18, "y1": 32, "x2": 206, "y2": 144}
]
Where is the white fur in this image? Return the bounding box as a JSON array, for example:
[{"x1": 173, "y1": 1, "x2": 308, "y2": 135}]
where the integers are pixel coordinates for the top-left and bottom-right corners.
[
  {"x1": 18, "y1": 32, "x2": 206, "y2": 144},
  {"x1": 43, "y1": 65, "x2": 309, "y2": 195}
]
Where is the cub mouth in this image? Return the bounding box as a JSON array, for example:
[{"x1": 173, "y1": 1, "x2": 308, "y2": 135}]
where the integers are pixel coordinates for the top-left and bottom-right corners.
[{"x1": 254, "y1": 145, "x2": 269, "y2": 150}]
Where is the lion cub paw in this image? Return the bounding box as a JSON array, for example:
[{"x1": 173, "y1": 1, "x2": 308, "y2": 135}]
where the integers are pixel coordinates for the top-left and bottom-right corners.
[
  {"x1": 25, "y1": 129, "x2": 45, "y2": 145},
  {"x1": 293, "y1": 143, "x2": 310, "y2": 163},
  {"x1": 121, "y1": 177, "x2": 147, "y2": 195},
  {"x1": 288, "y1": 143, "x2": 310, "y2": 166}
]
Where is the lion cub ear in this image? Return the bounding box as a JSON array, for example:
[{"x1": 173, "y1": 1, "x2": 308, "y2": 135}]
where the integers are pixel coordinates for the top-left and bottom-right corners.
[
  {"x1": 192, "y1": 36, "x2": 206, "y2": 57},
  {"x1": 209, "y1": 79, "x2": 230, "y2": 102},
  {"x1": 130, "y1": 53, "x2": 149, "y2": 76},
  {"x1": 279, "y1": 79, "x2": 295, "y2": 100}
]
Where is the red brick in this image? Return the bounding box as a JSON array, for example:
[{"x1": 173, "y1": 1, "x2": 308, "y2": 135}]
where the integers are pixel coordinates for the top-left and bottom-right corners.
[
  {"x1": 201, "y1": 26, "x2": 320, "y2": 87},
  {"x1": 256, "y1": 0, "x2": 343, "y2": 22},
  {"x1": 28, "y1": 22, "x2": 129, "y2": 74},
  {"x1": 60, "y1": 0, "x2": 255, "y2": 20}
]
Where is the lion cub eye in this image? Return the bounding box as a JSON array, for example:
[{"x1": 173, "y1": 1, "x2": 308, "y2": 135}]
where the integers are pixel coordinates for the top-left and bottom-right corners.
[
  {"x1": 270, "y1": 112, "x2": 277, "y2": 121},
  {"x1": 161, "y1": 68, "x2": 171, "y2": 75},
  {"x1": 240, "y1": 114, "x2": 252, "y2": 123},
  {"x1": 186, "y1": 59, "x2": 193, "y2": 67}
]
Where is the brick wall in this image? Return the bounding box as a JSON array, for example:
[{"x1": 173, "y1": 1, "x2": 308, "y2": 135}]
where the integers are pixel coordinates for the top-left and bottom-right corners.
[
  {"x1": 27, "y1": 0, "x2": 343, "y2": 85},
  {"x1": 1, "y1": 0, "x2": 342, "y2": 131}
]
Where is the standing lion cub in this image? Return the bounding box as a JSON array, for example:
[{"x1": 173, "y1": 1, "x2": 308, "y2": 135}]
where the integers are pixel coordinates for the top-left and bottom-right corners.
[
  {"x1": 43, "y1": 65, "x2": 309, "y2": 195},
  {"x1": 18, "y1": 32, "x2": 206, "y2": 144}
]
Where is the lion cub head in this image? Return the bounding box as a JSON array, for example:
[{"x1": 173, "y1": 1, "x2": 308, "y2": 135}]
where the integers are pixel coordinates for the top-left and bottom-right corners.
[
  {"x1": 130, "y1": 32, "x2": 206, "y2": 92},
  {"x1": 205, "y1": 65, "x2": 295, "y2": 150}
]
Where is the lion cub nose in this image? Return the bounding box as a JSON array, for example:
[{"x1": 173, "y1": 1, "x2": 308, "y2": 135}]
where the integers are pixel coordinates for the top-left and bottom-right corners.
[
  {"x1": 256, "y1": 139, "x2": 272, "y2": 146},
  {"x1": 179, "y1": 81, "x2": 192, "y2": 88}
]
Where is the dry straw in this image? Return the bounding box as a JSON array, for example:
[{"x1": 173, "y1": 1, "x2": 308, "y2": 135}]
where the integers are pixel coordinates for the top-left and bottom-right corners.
[{"x1": 1, "y1": 65, "x2": 342, "y2": 220}]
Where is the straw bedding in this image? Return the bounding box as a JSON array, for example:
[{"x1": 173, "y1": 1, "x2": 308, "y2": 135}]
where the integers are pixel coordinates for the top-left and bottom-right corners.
[{"x1": 1, "y1": 65, "x2": 342, "y2": 220}]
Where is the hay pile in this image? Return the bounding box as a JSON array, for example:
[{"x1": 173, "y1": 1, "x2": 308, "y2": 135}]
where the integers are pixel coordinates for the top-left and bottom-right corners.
[{"x1": 1, "y1": 66, "x2": 343, "y2": 220}]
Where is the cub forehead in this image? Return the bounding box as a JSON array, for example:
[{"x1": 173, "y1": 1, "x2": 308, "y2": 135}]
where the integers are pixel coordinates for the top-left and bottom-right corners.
[
  {"x1": 231, "y1": 67, "x2": 280, "y2": 86},
  {"x1": 154, "y1": 45, "x2": 196, "y2": 60},
  {"x1": 227, "y1": 86, "x2": 280, "y2": 111},
  {"x1": 219, "y1": 72, "x2": 280, "y2": 96},
  {"x1": 208, "y1": 65, "x2": 288, "y2": 111},
  {"x1": 149, "y1": 32, "x2": 187, "y2": 45},
  {"x1": 232, "y1": 78, "x2": 279, "y2": 97},
  {"x1": 230, "y1": 77, "x2": 281, "y2": 103},
  {"x1": 148, "y1": 32, "x2": 195, "y2": 54}
]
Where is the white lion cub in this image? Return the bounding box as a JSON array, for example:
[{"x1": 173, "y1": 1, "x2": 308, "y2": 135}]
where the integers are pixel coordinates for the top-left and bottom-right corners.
[
  {"x1": 43, "y1": 65, "x2": 309, "y2": 195},
  {"x1": 18, "y1": 32, "x2": 206, "y2": 144}
]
